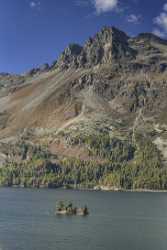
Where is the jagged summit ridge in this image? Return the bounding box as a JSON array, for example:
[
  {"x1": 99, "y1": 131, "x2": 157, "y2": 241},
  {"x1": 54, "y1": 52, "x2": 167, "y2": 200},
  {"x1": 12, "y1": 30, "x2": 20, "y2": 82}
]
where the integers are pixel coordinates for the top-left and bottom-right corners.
[
  {"x1": 57, "y1": 26, "x2": 136, "y2": 69},
  {"x1": 8, "y1": 26, "x2": 167, "y2": 76},
  {"x1": 56, "y1": 26, "x2": 167, "y2": 71}
]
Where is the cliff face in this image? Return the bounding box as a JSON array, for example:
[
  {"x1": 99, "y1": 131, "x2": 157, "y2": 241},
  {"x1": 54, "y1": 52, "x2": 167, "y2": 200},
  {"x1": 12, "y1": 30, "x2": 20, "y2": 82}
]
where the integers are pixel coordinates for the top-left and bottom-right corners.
[{"x1": 1, "y1": 26, "x2": 167, "y2": 189}]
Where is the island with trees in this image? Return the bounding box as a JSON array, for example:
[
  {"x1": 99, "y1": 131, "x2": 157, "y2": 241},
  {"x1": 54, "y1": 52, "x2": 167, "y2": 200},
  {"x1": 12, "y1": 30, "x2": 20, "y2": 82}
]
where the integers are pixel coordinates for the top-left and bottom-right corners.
[{"x1": 56, "y1": 201, "x2": 89, "y2": 216}]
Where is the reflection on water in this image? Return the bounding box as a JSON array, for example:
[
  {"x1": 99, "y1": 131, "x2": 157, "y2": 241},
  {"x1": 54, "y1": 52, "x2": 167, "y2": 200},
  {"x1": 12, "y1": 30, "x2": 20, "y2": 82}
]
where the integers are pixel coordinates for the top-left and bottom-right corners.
[{"x1": 0, "y1": 188, "x2": 167, "y2": 250}]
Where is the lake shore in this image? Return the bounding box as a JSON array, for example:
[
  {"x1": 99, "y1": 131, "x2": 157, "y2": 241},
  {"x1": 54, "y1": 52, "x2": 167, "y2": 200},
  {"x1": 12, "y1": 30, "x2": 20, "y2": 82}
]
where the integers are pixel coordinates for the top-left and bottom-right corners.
[
  {"x1": 78, "y1": 187, "x2": 167, "y2": 193},
  {"x1": 93, "y1": 185, "x2": 167, "y2": 193},
  {"x1": 2, "y1": 184, "x2": 167, "y2": 193}
]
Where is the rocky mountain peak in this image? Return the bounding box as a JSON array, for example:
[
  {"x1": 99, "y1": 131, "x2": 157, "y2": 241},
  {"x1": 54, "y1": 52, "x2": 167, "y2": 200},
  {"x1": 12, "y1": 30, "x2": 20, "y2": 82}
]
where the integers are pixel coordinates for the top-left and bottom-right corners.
[
  {"x1": 57, "y1": 26, "x2": 137, "y2": 70},
  {"x1": 81, "y1": 26, "x2": 136, "y2": 66},
  {"x1": 93, "y1": 26, "x2": 130, "y2": 44}
]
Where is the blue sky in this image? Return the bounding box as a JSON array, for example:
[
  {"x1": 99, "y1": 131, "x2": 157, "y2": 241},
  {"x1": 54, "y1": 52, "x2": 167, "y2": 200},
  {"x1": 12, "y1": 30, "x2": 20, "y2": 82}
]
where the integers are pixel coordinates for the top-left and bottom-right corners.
[{"x1": 1, "y1": 0, "x2": 167, "y2": 74}]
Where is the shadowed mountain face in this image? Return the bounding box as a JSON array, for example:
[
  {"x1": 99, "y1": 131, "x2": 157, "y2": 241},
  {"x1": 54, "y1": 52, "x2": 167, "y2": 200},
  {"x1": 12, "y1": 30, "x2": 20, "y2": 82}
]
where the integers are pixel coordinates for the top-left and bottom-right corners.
[{"x1": 1, "y1": 26, "x2": 167, "y2": 190}]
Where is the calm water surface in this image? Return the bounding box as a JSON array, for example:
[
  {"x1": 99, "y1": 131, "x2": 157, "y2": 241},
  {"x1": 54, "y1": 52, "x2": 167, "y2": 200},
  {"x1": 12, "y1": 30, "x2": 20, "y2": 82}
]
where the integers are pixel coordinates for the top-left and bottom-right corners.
[{"x1": 0, "y1": 188, "x2": 167, "y2": 250}]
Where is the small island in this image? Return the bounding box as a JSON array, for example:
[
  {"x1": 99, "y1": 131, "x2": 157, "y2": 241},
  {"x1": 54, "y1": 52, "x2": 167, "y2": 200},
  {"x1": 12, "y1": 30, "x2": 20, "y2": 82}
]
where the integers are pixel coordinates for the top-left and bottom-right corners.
[{"x1": 56, "y1": 201, "x2": 89, "y2": 216}]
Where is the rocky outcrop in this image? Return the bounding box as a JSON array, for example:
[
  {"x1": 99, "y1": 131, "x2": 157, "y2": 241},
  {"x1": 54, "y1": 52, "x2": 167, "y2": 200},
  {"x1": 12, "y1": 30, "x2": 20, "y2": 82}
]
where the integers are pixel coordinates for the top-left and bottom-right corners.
[{"x1": 57, "y1": 44, "x2": 83, "y2": 70}]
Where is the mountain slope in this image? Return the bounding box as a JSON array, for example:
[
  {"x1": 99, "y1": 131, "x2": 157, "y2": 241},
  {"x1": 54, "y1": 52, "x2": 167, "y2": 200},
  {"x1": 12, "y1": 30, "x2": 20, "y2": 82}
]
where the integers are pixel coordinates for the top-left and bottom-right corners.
[{"x1": 1, "y1": 26, "x2": 167, "y2": 189}]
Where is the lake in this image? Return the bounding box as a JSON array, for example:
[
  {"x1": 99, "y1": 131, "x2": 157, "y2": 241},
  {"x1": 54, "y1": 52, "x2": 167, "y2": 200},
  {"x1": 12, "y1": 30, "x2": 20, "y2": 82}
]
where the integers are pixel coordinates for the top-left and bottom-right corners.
[{"x1": 0, "y1": 188, "x2": 167, "y2": 250}]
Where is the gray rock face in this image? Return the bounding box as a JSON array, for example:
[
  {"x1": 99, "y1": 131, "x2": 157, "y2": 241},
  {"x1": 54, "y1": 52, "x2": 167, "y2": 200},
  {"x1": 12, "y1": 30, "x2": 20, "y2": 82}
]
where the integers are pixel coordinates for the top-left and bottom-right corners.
[
  {"x1": 57, "y1": 44, "x2": 83, "y2": 70},
  {"x1": 79, "y1": 26, "x2": 137, "y2": 67}
]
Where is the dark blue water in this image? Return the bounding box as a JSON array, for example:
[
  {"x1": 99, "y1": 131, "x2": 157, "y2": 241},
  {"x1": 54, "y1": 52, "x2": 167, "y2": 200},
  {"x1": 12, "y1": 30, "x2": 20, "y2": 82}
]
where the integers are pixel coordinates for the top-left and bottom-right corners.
[{"x1": 0, "y1": 188, "x2": 167, "y2": 250}]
